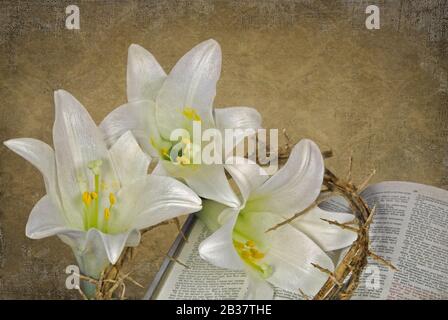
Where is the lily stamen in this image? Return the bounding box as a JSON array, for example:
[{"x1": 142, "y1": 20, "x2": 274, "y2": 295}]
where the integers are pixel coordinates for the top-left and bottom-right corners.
[
  {"x1": 233, "y1": 239, "x2": 272, "y2": 278},
  {"x1": 109, "y1": 193, "x2": 116, "y2": 205},
  {"x1": 103, "y1": 192, "x2": 117, "y2": 234},
  {"x1": 182, "y1": 107, "x2": 201, "y2": 122},
  {"x1": 82, "y1": 191, "x2": 92, "y2": 206}
]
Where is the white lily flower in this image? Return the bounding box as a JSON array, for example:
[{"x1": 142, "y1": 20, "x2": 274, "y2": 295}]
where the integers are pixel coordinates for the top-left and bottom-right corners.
[
  {"x1": 4, "y1": 90, "x2": 202, "y2": 296},
  {"x1": 100, "y1": 39, "x2": 262, "y2": 207},
  {"x1": 197, "y1": 139, "x2": 357, "y2": 299}
]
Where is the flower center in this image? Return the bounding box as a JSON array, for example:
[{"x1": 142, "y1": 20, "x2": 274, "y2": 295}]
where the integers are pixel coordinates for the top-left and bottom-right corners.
[
  {"x1": 81, "y1": 160, "x2": 117, "y2": 233},
  {"x1": 233, "y1": 239, "x2": 272, "y2": 278},
  {"x1": 150, "y1": 106, "x2": 203, "y2": 166}
]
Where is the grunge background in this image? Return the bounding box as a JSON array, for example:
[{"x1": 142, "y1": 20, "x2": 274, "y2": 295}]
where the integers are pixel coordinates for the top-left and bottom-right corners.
[{"x1": 0, "y1": 0, "x2": 447, "y2": 299}]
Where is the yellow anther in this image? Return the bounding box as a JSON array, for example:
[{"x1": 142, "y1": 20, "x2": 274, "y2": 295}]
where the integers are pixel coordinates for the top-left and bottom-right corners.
[
  {"x1": 90, "y1": 192, "x2": 98, "y2": 199},
  {"x1": 82, "y1": 192, "x2": 91, "y2": 206},
  {"x1": 182, "y1": 107, "x2": 201, "y2": 122},
  {"x1": 246, "y1": 240, "x2": 256, "y2": 248},
  {"x1": 233, "y1": 241, "x2": 245, "y2": 249},
  {"x1": 250, "y1": 249, "x2": 265, "y2": 260},
  {"x1": 234, "y1": 237, "x2": 271, "y2": 278},
  {"x1": 241, "y1": 250, "x2": 251, "y2": 259},
  {"x1": 109, "y1": 193, "x2": 116, "y2": 206},
  {"x1": 161, "y1": 148, "x2": 170, "y2": 158},
  {"x1": 176, "y1": 155, "x2": 191, "y2": 165},
  {"x1": 104, "y1": 208, "x2": 110, "y2": 221}
]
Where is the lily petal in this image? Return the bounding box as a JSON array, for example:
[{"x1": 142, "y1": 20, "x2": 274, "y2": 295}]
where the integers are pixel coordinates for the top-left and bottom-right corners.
[
  {"x1": 53, "y1": 90, "x2": 118, "y2": 225},
  {"x1": 215, "y1": 107, "x2": 262, "y2": 159},
  {"x1": 292, "y1": 206, "x2": 357, "y2": 251},
  {"x1": 198, "y1": 208, "x2": 245, "y2": 270},
  {"x1": 245, "y1": 271, "x2": 275, "y2": 300},
  {"x1": 161, "y1": 161, "x2": 240, "y2": 208},
  {"x1": 156, "y1": 39, "x2": 221, "y2": 138},
  {"x1": 26, "y1": 195, "x2": 68, "y2": 239},
  {"x1": 59, "y1": 228, "x2": 140, "y2": 278},
  {"x1": 127, "y1": 44, "x2": 166, "y2": 102},
  {"x1": 265, "y1": 222, "x2": 334, "y2": 296},
  {"x1": 111, "y1": 175, "x2": 202, "y2": 231},
  {"x1": 109, "y1": 131, "x2": 151, "y2": 186},
  {"x1": 214, "y1": 106, "x2": 262, "y2": 131},
  {"x1": 100, "y1": 100, "x2": 159, "y2": 156},
  {"x1": 3, "y1": 138, "x2": 61, "y2": 210},
  {"x1": 151, "y1": 160, "x2": 168, "y2": 176},
  {"x1": 225, "y1": 157, "x2": 268, "y2": 204},
  {"x1": 196, "y1": 199, "x2": 230, "y2": 233},
  {"x1": 248, "y1": 139, "x2": 324, "y2": 217}
]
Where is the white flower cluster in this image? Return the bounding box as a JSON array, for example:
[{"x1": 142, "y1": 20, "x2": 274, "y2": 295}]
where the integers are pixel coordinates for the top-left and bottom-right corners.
[{"x1": 4, "y1": 40, "x2": 356, "y2": 299}]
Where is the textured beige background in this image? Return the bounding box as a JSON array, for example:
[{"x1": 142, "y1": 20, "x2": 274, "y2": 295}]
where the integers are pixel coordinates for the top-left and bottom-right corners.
[{"x1": 0, "y1": 0, "x2": 447, "y2": 299}]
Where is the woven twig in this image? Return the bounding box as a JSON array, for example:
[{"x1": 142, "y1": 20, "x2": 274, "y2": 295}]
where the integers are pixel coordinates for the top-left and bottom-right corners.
[
  {"x1": 77, "y1": 218, "x2": 185, "y2": 300},
  {"x1": 313, "y1": 164, "x2": 394, "y2": 299},
  {"x1": 265, "y1": 131, "x2": 393, "y2": 300},
  {"x1": 312, "y1": 167, "x2": 374, "y2": 299}
]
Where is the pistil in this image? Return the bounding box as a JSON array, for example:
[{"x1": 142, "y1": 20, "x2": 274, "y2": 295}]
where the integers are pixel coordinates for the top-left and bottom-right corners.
[{"x1": 84, "y1": 160, "x2": 103, "y2": 230}]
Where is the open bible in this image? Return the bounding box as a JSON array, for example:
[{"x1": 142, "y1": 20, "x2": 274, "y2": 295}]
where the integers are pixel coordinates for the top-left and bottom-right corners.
[{"x1": 145, "y1": 181, "x2": 448, "y2": 300}]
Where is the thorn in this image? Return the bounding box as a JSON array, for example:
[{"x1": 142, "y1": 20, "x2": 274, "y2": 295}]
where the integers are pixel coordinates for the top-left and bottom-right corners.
[
  {"x1": 125, "y1": 276, "x2": 144, "y2": 288},
  {"x1": 173, "y1": 217, "x2": 188, "y2": 242},
  {"x1": 346, "y1": 151, "x2": 353, "y2": 182},
  {"x1": 311, "y1": 263, "x2": 342, "y2": 287},
  {"x1": 322, "y1": 150, "x2": 333, "y2": 159},
  {"x1": 358, "y1": 169, "x2": 376, "y2": 192},
  {"x1": 343, "y1": 218, "x2": 358, "y2": 226},
  {"x1": 77, "y1": 286, "x2": 89, "y2": 300},
  {"x1": 166, "y1": 254, "x2": 189, "y2": 269},
  {"x1": 364, "y1": 205, "x2": 376, "y2": 228},
  {"x1": 141, "y1": 220, "x2": 171, "y2": 235},
  {"x1": 75, "y1": 273, "x2": 98, "y2": 285},
  {"x1": 368, "y1": 250, "x2": 397, "y2": 271},
  {"x1": 266, "y1": 202, "x2": 317, "y2": 232},
  {"x1": 320, "y1": 218, "x2": 359, "y2": 232},
  {"x1": 298, "y1": 288, "x2": 312, "y2": 300},
  {"x1": 282, "y1": 128, "x2": 291, "y2": 148}
]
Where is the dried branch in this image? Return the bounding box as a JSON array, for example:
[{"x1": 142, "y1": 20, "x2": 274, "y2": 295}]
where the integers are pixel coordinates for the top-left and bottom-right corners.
[
  {"x1": 265, "y1": 202, "x2": 317, "y2": 232},
  {"x1": 358, "y1": 169, "x2": 376, "y2": 192},
  {"x1": 368, "y1": 250, "x2": 397, "y2": 271},
  {"x1": 166, "y1": 255, "x2": 189, "y2": 269},
  {"x1": 320, "y1": 218, "x2": 359, "y2": 232},
  {"x1": 311, "y1": 263, "x2": 342, "y2": 287},
  {"x1": 173, "y1": 217, "x2": 188, "y2": 242}
]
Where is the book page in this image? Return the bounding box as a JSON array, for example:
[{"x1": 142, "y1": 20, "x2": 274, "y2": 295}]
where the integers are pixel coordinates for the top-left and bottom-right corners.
[
  {"x1": 153, "y1": 219, "x2": 301, "y2": 300},
  {"x1": 352, "y1": 181, "x2": 448, "y2": 299},
  {"x1": 152, "y1": 181, "x2": 448, "y2": 300},
  {"x1": 153, "y1": 219, "x2": 249, "y2": 299}
]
